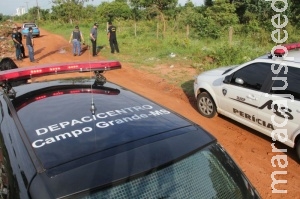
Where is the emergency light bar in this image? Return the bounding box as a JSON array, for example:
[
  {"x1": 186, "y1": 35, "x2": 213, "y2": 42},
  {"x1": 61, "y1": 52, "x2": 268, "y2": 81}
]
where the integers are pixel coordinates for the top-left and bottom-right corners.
[
  {"x1": 274, "y1": 42, "x2": 300, "y2": 55},
  {"x1": 13, "y1": 86, "x2": 120, "y2": 111},
  {"x1": 0, "y1": 60, "x2": 121, "y2": 82}
]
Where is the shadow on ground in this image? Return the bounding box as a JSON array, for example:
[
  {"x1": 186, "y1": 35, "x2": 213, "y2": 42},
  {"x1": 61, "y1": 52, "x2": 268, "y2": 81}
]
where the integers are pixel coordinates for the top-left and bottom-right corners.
[
  {"x1": 36, "y1": 49, "x2": 59, "y2": 62},
  {"x1": 181, "y1": 79, "x2": 197, "y2": 109},
  {"x1": 218, "y1": 114, "x2": 299, "y2": 163}
]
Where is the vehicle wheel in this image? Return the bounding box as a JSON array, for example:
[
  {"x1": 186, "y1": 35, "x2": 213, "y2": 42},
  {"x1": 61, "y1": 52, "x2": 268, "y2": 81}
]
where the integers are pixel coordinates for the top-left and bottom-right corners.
[
  {"x1": 296, "y1": 139, "x2": 300, "y2": 161},
  {"x1": 197, "y1": 92, "x2": 217, "y2": 118}
]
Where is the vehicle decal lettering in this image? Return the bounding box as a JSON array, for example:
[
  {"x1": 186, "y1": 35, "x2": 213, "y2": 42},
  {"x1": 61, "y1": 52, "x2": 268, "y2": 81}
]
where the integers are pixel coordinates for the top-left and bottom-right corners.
[
  {"x1": 258, "y1": 100, "x2": 293, "y2": 120},
  {"x1": 233, "y1": 108, "x2": 274, "y2": 130},
  {"x1": 35, "y1": 105, "x2": 154, "y2": 136},
  {"x1": 32, "y1": 106, "x2": 171, "y2": 148},
  {"x1": 236, "y1": 96, "x2": 245, "y2": 102},
  {"x1": 230, "y1": 98, "x2": 293, "y2": 120}
]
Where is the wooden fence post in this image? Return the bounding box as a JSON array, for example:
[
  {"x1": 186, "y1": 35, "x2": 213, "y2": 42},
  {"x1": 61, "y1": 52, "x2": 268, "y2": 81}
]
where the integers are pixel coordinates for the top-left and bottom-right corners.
[
  {"x1": 134, "y1": 21, "x2": 137, "y2": 37},
  {"x1": 157, "y1": 23, "x2": 159, "y2": 39},
  {"x1": 186, "y1": 24, "x2": 189, "y2": 38},
  {"x1": 229, "y1": 26, "x2": 233, "y2": 46}
]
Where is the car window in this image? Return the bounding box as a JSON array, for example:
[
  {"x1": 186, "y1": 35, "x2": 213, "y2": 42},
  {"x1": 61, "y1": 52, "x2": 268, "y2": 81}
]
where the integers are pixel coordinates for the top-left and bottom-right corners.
[
  {"x1": 270, "y1": 66, "x2": 300, "y2": 101},
  {"x1": 71, "y1": 143, "x2": 257, "y2": 199},
  {"x1": 24, "y1": 24, "x2": 36, "y2": 28},
  {"x1": 230, "y1": 63, "x2": 271, "y2": 91}
]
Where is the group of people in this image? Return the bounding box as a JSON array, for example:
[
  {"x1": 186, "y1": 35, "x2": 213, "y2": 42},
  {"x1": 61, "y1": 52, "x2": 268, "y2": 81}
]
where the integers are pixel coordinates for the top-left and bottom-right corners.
[
  {"x1": 69, "y1": 22, "x2": 120, "y2": 57},
  {"x1": 11, "y1": 22, "x2": 119, "y2": 63},
  {"x1": 11, "y1": 27, "x2": 36, "y2": 63}
]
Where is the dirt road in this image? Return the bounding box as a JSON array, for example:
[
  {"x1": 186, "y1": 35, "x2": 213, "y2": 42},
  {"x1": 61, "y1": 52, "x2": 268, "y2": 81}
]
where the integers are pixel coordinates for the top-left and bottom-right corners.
[{"x1": 13, "y1": 28, "x2": 300, "y2": 199}]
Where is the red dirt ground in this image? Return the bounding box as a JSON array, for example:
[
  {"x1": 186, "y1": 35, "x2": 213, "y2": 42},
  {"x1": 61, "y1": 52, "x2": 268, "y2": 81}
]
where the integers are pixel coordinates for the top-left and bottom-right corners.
[{"x1": 9, "y1": 28, "x2": 300, "y2": 199}]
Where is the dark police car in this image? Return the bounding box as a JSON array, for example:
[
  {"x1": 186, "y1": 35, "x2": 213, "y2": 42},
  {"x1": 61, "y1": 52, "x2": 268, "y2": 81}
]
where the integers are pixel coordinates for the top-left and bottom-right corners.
[{"x1": 0, "y1": 61, "x2": 260, "y2": 198}]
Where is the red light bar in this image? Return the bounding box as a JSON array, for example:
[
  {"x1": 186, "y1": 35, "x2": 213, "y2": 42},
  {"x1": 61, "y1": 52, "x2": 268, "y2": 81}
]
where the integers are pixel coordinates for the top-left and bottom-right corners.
[
  {"x1": 14, "y1": 87, "x2": 120, "y2": 111},
  {"x1": 0, "y1": 60, "x2": 121, "y2": 82},
  {"x1": 274, "y1": 42, "x2": 300, "y2": 55}
]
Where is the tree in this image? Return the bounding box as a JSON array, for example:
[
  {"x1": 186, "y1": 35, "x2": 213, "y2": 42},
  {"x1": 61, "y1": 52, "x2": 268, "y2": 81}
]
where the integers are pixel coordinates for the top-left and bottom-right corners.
[
  {"x1": 96, "y1": 1, "x2": 131, "y2": 21},
  {"x1": 129, "y1": 0, "x2": 178, "y2": 36},
  {"x1": 184, "y1": 0, "x2": 194, "y2": 7},
  {"x1": 51, "y1": 0, "x2": 89, "y2": 23},
  {"x1": 27, "y1": 6, "x2": 41, "y2": 22},
  {"x1": 129, "y1": 0, "x2": 178, "y2": 15},
  {"x1": 193, "y1": 0, "x2": 238, "y2": 39},
  {"x1": 205, "y1": 0, "x2": 238, "y2": 27},
  {"x1": 205, "y1": 0, "x2": 213, "y2": 7},
  {"x1": 290, "y1": 0, "x2": 300, "y2": 27}
]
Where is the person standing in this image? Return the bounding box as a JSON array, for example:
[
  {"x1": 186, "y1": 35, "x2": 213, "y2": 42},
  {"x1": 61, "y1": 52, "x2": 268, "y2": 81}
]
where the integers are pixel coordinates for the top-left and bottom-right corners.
[
  {"x1": 107, "y1": 22, "x2": 119, "y2": 54},
  {"x1": 17, "y1": 27, "x2": 26, "y2": 58},
  {"x1": 89, "y1": 23, "x2": 98, "y2": 56},
  {"x1": 11, "y1": 28, "x2": 22, "y2": 61},
  {"x1": 26, "y1": 27, "x2": 37, "y2": 63},
  {"x1": 69, "y1": 25, "x2": 85, "y2": 56}
]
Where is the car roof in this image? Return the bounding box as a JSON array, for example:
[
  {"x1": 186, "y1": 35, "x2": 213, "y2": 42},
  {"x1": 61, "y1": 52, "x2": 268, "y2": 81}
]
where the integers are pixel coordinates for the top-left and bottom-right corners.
[
  {"x1": 23, "y1": 23, "x2": 37, "y2": 27},
  {"x1": 256, "y1": 43, "x2": 300, "y2": 64},
  {"x1": 1, "y1": 62, "x2": 216, "y2": 198}
]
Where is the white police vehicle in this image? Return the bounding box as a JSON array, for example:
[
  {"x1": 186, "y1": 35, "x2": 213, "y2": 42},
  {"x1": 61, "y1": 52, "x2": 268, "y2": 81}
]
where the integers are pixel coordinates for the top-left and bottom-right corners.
[
  {"x1": 194, "y1": 43, "x2": 300, "y2": 160},
  {"x1": 0, "y1": 60, "x2": 261, "y2": 198}
]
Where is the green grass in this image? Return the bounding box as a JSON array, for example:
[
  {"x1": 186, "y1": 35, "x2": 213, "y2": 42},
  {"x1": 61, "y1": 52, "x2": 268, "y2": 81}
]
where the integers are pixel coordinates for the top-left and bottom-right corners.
[{"x1": 39, "y1": 21, "x2": 275, "y2": 96}]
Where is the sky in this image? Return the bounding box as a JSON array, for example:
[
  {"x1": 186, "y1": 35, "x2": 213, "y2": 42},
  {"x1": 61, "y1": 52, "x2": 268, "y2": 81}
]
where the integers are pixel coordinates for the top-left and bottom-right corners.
[{"x1": 0, "y1": 0, "x2": 204, "y2": 16}]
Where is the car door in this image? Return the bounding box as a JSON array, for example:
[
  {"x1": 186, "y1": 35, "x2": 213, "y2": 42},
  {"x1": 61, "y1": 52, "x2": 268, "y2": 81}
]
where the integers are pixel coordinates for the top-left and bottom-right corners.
[
  {"x1": 219, "y1": 62, "x2": 272, "y2": 131},
  {"x1": 258, "y1": 65, "x2": 300, "y2": 146}
]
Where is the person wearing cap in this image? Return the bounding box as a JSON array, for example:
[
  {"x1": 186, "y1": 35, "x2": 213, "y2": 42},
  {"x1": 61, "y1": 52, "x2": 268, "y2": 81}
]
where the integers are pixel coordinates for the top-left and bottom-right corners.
[
  {"x1": 11, "y1": 28, "x2": 22, "y2": 61},
  {"x1": 69, "y1": 25, "x2": 85, "y2": 56},
  {"x1": 89, "y1": 23, "x2": 98, "y2": 56},
  {"x1": 107, "y1": 21, "x2": 119, "y2": 54},
  {"x1": 26, "y1": 27, "x2": 37, "y2": 63}
]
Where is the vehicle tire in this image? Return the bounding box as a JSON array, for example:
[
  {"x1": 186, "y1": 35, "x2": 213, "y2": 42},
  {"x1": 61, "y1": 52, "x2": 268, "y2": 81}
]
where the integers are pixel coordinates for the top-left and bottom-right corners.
[
  {"x1": 296, "y1": 139, "x2": 300, "y2": 161},
  {"x1": 197, "y1": 92, "x2": 217, "y2": 118}
]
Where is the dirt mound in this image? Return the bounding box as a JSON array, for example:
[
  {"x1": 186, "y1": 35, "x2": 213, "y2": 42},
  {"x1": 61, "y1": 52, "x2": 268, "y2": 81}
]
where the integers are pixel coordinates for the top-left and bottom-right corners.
[{"x1": 0, "y1": 20, "x2": 17, "y2": 58}]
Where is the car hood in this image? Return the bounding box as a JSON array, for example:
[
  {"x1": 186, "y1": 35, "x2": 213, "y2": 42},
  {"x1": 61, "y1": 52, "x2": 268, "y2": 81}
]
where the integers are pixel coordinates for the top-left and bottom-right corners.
[{"x1": 198, "y1": 65, "x2": 237, "y2": 77}]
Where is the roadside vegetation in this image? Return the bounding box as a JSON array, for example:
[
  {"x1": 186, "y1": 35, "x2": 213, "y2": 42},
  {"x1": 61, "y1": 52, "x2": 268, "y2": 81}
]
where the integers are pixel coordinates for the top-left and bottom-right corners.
[{"x1": 1, "y1": 0, "x2": 299, "y2": 94}]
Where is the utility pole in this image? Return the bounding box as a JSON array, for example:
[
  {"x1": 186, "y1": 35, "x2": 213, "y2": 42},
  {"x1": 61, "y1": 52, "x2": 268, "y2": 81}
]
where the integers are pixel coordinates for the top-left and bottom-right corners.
[{"x1": 36, "y1": 0, "x2": 40, "y2": 20}]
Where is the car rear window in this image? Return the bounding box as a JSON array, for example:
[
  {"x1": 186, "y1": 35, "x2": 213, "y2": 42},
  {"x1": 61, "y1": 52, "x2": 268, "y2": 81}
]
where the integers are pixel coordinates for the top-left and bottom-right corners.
[
  {"x1": 71, "y1": 143, "x2": 258, "y2": 199},
  {"x1": 13, "y1": 83, "x2": 193, "y2": 169},
  {"x1": 24, "y1": 24, "x2": 37, "y2": 28}
]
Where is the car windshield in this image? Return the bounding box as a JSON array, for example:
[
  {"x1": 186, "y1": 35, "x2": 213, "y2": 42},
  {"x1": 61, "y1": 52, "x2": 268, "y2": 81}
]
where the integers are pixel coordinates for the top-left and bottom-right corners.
[
  {"x1": 24, "y1": 24, "x2": 36, "y2": 28},
  {"x1": 222, "y1": 65, "x2": 238, "y2": 75},
  {"x1": 71, "y1": 143, "x2": 258, "y2": 199}
]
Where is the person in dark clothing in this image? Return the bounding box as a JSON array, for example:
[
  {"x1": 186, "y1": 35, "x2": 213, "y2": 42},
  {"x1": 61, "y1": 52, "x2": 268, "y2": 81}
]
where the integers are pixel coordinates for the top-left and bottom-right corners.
[
  {"x1": 0, "y1": 57, "x2": 28, "y2": 86},
  {"x1": 17, "y1": 27, "x2": 26, "y2": 58},
  {"x1": 107, "y1": 22, "x2": 119, "y2": 54},
  {"x1": 11, "y1": 28, "x2": 22, "y2": 61},
  {"x1": 26, "y1": 27, "x2": 37, "y2": 63},
  {"x1": 69, "y1": 25, "x2": 85, "y2": 56},
  {"x1": 0, "y1": 57, "x2": 18, "y2": 71},
  {"x1": 89, "y1": 23, "x2": 98, "y2": 56}
]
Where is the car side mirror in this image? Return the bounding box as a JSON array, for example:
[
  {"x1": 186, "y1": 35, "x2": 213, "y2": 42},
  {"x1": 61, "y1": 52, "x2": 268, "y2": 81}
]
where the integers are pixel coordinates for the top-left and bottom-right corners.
[
  {"x1": 223, "y1": 75, "x2": 232, "y2": 84},
  {"x1": 235, "y1": 78, "x2": 244, "y2": 85}
]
